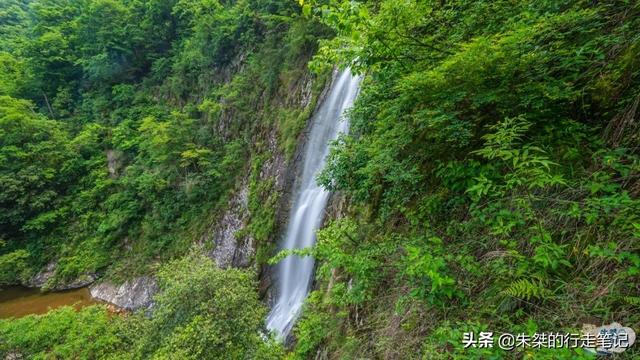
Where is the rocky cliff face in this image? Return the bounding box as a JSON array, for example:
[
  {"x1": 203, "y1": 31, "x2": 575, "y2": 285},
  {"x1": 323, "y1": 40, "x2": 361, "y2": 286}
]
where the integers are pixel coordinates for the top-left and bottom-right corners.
[
  {"x1": 200, "y1": 69, "x2": 325, "y2": 272},
  {"x1": 199, "y1": 126, "x2": 290, "y2": 269}
]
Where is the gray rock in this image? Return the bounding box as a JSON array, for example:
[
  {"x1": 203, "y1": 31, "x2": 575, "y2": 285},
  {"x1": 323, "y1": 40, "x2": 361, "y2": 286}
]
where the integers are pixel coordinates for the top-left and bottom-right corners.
[
  {"x1": 106, "y1": 149, "x2": 122, "y2": 179},
  {"x1": 52, "y1": 274, "x2": 96, "y2": 291},
  {"x1": 262, "y1": 127, "x2": 287, "y2": 192},
  {"x1": 90, "y1": 276, "x2": 158, "y2": 311},
  {"x1": 299, "y1": 73, "x2": 313, "y2": 108},
  {"x1": 4, "y1": 351, "x2": 23, "y2": 360},
  {"x1": 204, "y1": 183, "x2": 254, "y2": 268},
  {"x1": 28, "y1": 261, "x2": 56, "y2": 288},
  {"x1": 27, "y1": 261, "x2": 96, "y2": 290}
]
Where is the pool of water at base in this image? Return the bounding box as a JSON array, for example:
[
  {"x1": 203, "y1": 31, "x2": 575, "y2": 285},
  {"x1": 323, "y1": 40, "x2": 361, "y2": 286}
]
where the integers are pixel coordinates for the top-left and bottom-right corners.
[{"x1": 0, "y1": 286, "x2": 96, "y2": 319}]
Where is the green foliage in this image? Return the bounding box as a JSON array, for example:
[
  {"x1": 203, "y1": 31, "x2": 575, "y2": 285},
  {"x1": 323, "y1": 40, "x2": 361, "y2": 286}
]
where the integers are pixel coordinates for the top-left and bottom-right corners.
[
  {"x1": 0, "y1": 96, "x2": 75, "y2": 238},
  {"x1": 0, "y1": 52, "x2": 25, "y2": 96},
  {"x1": 313, "y1": 218, "x2": 396, "y2": 306},
  {"x1": 245, "y1": 155, "x2": 279, "y2": 251},
  {"x1": 421, "y1": 320, "x2": 594, "y2": 359},
  {"x1": 0, "y1": 249, "x2": 30, "y2": 286},
  {"x1": 0, "y1": 253, "x2": 283, "y2": 359},
  {"x1": 123, "y1": 254, "x2": 283, "y2": 359},
  {"x1": 2, "y1": 0, "x2": 639, "y2": 358},
  {"x1": 0, "y1": 305, "x2": 123, "y2": 359},
  {"x1": 288, "y1": 291, "x2": 341, "y2": 360},
  {"x1": 1, "y1": 0, "x2": 328, "y2": 357},
  {"x1": 403, "y1": 240, "x2": 457, "y2": 304},
  {"x1": 296, "y1": 0, "x2": 640, "y2": 357},
  {"x1": 0, "y1": 0, "x2": 326, "y2": 284}
]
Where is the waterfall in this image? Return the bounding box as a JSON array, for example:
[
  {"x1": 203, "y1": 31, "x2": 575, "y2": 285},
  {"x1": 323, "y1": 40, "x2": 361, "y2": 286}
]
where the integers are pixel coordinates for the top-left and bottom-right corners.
[{"x1": 266, "y1": 69, "x2": 361, "y2": 338}]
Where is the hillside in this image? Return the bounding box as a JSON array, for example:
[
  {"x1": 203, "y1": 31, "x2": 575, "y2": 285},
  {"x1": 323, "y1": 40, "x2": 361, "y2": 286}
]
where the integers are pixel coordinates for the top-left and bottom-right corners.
[{"x1": 1, "y1": 0, "x2": 639, "y2": 359}]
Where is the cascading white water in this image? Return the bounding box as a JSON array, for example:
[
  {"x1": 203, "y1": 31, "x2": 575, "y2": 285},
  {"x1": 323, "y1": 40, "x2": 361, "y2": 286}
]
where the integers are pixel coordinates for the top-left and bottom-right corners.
[{"x1": 266, "y1": 69, "x2": 361, "y2": 338}]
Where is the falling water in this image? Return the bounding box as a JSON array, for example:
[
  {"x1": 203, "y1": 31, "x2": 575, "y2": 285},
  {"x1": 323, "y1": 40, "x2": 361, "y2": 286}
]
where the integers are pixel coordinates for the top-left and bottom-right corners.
[{"x1": 266, "y1": 69, "x2": 361, "y2": 338}]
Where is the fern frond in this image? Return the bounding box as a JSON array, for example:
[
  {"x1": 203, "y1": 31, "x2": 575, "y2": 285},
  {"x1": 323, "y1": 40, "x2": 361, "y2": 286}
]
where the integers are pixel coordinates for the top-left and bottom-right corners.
[
  {"x1": 623, "y1": 296, "x2": 640, "y2": 307},
  {"x1": 502, "y1": 279, "x2": 551, "y2": 301}
]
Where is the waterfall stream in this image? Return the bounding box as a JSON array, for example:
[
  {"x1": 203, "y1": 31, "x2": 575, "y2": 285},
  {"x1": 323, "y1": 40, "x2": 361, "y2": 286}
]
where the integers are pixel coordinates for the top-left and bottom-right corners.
[{"x1": 266, "y1": 69, "x2": 361, "y2": 338}]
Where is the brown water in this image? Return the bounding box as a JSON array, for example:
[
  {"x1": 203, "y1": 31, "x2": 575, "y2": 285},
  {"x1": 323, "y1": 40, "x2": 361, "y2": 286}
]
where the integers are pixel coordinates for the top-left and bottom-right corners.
[{"x1": 0, "y1": 286, "x2": 96, "y2": 319}]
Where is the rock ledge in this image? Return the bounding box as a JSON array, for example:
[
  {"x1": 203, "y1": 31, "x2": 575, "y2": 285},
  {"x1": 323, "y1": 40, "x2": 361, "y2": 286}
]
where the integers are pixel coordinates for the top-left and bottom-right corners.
[{"x1": 90, "y1": 276, "x2": 158, "y2": 311}]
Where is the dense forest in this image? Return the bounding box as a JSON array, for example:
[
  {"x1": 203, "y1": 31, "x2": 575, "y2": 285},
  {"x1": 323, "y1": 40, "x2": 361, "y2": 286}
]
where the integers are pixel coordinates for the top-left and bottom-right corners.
[{"x1": 1, "y1": 0, "x2": 639, "y2": 359}]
